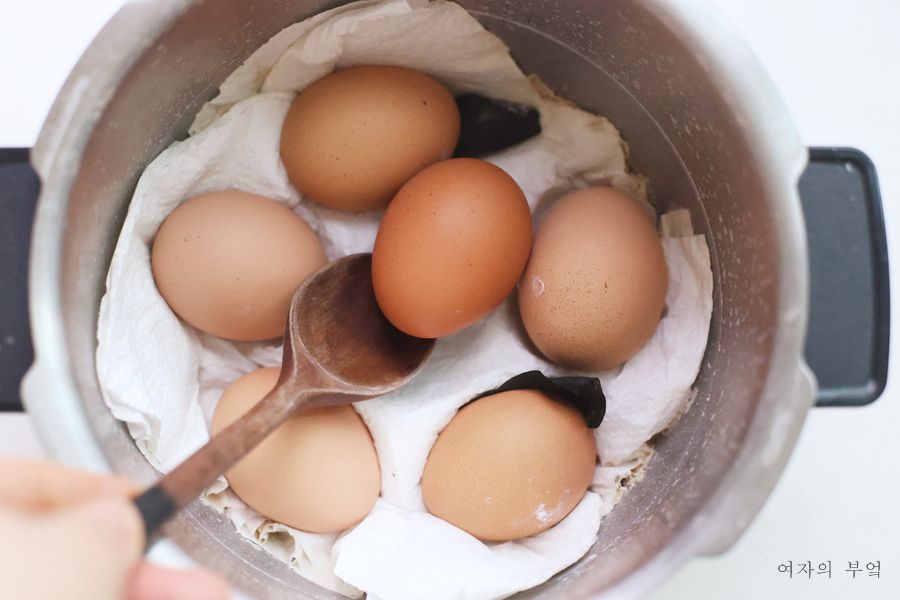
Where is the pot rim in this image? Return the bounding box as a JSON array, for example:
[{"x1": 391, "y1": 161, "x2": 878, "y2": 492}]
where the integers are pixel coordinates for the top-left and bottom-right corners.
[
  {"x1": 23, "y1": 0, "x2": 815, "y2": 598},
  {"x1": 602, "y1": 0, "x2": 814, "y2": 597}
]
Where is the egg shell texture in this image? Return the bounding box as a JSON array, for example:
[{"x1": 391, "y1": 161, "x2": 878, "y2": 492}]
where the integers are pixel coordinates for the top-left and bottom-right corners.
[
  {"x1": 211, "y1": 367, "x2": 382, "y2": 533},
  {"x1": 421, "y1": 389, "x2": 597, "y2": 541},
  {"x1": 518, "y1": 187, "x2": 668, "y2": 371},
  {"x1": 280, "y1": 65, "x2": 460, "y2": 212},
  {"x1": 372, "y1": 158, "x2": 532, "y2": 338},
  {"x1": 151, "y1": 190, "x2": 327, "y2": 341}
]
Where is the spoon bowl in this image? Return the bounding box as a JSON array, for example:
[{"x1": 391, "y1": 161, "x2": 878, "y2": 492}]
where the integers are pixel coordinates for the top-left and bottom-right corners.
[{"x1": 284, "y1": 253, "x2": 435, "y2": 394}]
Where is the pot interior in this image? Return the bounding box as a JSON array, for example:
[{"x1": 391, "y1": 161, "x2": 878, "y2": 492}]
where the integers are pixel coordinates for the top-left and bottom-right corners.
[{"x1": 52, "y1": 0, "x2": 785, "y2": 598}]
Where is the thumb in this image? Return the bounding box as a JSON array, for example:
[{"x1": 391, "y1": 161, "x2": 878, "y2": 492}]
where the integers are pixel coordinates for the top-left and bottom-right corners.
[{"x1": 30, "y1": 497, "x2": 144, "y2": 600}]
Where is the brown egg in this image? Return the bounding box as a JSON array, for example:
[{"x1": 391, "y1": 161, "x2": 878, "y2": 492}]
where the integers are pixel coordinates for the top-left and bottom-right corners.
[
  {"x1": 280, "y1": 65, "x2": 460, "y2": 212},
  {"x1": 518, "y1": 187, "x2": 668, "y2": 371},
  {"x1": 371, "y1": 158, "x2": 532, "y2": 338},
  {"x1": 422, "y1": 389, "x2": 596, "y2": 541},
  {"x1": 211, "y1": 367, "x2": 381, "y2": 533},
  {"x1": 151, "y1": 190, "x2": 327, "y2": 341}
]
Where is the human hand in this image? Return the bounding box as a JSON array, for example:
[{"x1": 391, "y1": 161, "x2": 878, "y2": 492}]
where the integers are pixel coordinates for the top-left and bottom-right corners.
[{"x1": 0, "y1": 459, "x2": 231, "y2": 600}]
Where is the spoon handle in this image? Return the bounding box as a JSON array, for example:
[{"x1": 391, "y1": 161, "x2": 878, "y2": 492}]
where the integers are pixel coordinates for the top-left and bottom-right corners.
[{"x1": 134, "y1": 382, "x2": 320, "y2": 542}]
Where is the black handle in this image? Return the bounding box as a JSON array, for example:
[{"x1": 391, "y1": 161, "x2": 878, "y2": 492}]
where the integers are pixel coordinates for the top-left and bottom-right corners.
[
  {"x1": 134, "y1": 485, "x2": 179, "y2": 544},
  {"x1": 0, "y1": 149, "x2": 39, "y2": 413},
  {"x1": 799, "y1": 147, "x2": 890, "y2": 407}
]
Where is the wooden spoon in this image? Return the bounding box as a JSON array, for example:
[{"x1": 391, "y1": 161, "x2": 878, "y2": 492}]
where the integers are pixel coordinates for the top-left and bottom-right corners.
[{"x1": 134, "y1": 253, "x2": 435, "y2": 540}]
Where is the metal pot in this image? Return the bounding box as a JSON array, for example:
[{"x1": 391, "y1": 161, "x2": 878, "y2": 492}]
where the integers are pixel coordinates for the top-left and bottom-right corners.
[{"x1": 17, "y1": 0, "x2": 889, "y2": 598}]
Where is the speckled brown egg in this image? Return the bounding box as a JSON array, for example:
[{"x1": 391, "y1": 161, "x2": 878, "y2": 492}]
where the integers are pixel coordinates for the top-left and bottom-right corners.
[
  {"x1": 421, "y1": 389, "x2": 597, "y2": 541},
  {"x1": 151, "y1": 190, "x2": 327, "y2": 341},
  {"x1": 280, "y1": 65, "x2": 460, "y2": 212},
  {"x1": 518, "y1": 187, "x2": 668, "y2": 371},
  {"x1": 371, "y1": 158, "x2": 532, "y2": 338},
  {"x1": 211, "y1": 367, "x2": 381, "y2": 533}
]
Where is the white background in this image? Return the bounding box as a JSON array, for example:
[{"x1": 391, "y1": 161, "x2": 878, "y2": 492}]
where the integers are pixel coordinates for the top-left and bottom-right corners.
[{"x1": 1, "y1": 1, "x2": 897, "y2": 599}]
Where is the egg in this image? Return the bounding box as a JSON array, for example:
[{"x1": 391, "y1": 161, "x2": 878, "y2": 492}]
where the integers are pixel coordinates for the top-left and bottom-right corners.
[
  {"x1": 211, "y1": 367, "x2": 381, "y2": 533},
  {"x1": 518, "y1": 187, "x2": 668, "y2": 371},
  {"x1": 280, "y1": 65, "x2": 460, "y2": 212},
  {"x1": 372, "y1": 158, "x2": 532, "y2": 338},
  {"x1": 151, "y1": 190, "x2": 327, "y2": 341},
  {"x1": 421, "y1": 389, "x2": 597, "y2": 541}
]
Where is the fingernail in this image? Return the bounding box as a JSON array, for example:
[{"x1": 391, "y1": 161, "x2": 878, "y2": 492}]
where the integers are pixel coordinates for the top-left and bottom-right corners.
[{"x1": 76, "y1": 497, "x2": 145, "y2": 560}]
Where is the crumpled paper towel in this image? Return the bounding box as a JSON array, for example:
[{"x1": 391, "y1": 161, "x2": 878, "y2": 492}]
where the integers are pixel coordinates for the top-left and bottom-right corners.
[
  {"x1": 333, "y1": 495, "x2": 601, "y2": 600},
  {"x1": 95, "y1": 0, "x2": 713, "y2": 598}
]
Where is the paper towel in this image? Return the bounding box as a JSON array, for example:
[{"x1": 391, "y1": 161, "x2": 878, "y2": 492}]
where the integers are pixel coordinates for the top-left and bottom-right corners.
[{"x1": 95, "y1": 1, "x2": 713, "y2": 598}]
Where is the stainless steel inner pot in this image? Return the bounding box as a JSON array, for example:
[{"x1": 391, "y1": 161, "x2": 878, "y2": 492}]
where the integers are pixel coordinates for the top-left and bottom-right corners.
[{"x1": 23, "y1": 0, "x2": 816, "y2": 598}]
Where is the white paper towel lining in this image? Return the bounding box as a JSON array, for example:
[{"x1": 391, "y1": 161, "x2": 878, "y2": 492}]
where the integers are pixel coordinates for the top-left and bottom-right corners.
[{"x1": 95, "y1": 1, "x2": 713, "y2": 598}]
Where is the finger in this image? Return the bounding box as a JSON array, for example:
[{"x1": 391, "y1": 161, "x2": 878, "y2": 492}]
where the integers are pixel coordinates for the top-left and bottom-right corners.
[
  {"x1": 0, "y1": 496, "x2": 144, "y2": 600},
  {"x1": 127, "y1": 562, "x2": 231, "y2": 600},
  {"x1": 0, "y1": 459, "x2": 141, "y2": 512}
]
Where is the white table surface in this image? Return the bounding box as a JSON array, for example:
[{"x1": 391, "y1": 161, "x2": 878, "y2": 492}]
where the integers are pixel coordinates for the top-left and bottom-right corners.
[{"x1": 1, "y1": 1, "x2": 897, "y2": 599}]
